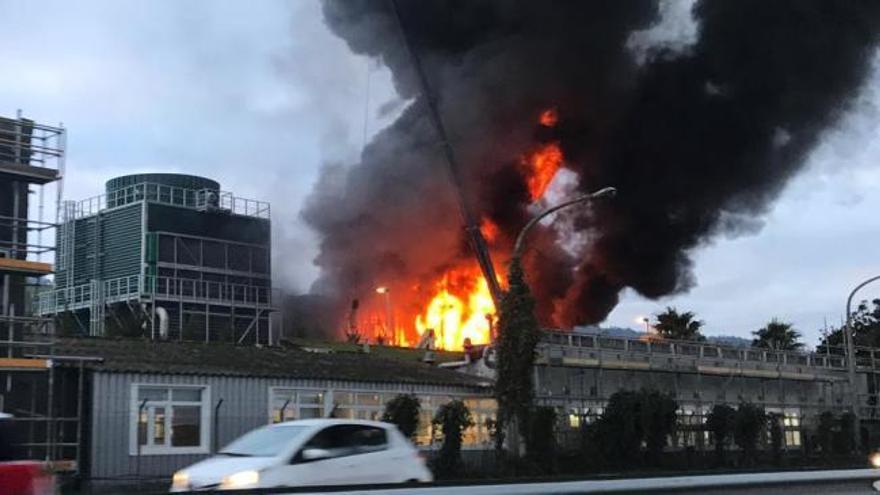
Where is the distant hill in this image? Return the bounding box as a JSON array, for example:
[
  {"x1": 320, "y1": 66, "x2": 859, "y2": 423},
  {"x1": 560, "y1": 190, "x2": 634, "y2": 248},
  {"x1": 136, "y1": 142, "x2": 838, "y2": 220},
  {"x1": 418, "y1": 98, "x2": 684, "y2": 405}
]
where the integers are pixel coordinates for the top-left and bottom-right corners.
[
  {"x1": 705, "y1": 335, "x2": 752, "y2": 348},
  {"x1": 573, "y1": 325, "x2": 642, "y2": 338},
  {"x1": 572, "y1": 325, "x2": 753, "y2": 348}
]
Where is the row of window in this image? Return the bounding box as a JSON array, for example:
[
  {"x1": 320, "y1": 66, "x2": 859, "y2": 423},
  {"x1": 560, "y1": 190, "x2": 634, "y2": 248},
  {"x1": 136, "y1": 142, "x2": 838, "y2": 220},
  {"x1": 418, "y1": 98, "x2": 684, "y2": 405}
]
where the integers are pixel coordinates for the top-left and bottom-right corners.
[
  {"x1": 130, "y1": 384, "x2": 496, "y2": 456},
  {"x1": 563, "y1": 404, "x2": 803, "y2": 448},
  {"x1": 268, "y1": 389, "x2": 497, "y2": 447}
]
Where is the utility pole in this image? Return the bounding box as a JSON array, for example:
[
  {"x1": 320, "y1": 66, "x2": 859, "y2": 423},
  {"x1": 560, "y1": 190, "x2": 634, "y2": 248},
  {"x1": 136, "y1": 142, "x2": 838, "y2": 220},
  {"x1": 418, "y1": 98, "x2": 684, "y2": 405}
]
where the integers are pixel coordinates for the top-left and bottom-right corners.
[{"x1": 389, "y1": 0, "x2": 503, "y2": 308}]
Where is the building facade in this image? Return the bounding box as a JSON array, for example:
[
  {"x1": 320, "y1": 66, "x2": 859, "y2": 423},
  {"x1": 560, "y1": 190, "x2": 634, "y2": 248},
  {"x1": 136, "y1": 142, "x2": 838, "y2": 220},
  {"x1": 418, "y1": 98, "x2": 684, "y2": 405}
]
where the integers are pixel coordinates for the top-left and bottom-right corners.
[
  {"x1": 37, "y1": 173, "x2": 274, "y2": 344},
  {"x1": 533, "y1": 331, "x2": 878, "y2": 450},
  {"x1": 47, "y1": 337, "x2": 492, "y2": 488}
]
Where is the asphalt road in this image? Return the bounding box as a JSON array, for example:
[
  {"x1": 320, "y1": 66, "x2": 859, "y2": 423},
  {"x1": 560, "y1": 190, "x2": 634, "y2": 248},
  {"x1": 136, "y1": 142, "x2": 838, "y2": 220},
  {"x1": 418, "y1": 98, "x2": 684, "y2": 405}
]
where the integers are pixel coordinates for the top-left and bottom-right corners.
[{"x1": 668, "y1": 480, "x2": 877, "y2": 494}]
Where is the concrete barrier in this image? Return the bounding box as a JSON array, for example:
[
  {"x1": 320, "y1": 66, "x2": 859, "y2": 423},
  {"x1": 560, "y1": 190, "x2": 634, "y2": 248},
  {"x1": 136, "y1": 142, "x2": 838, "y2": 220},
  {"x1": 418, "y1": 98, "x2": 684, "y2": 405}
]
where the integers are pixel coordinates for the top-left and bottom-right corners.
[{"x1": 288, "y1": 469, "x2": 880, "y2": 494}]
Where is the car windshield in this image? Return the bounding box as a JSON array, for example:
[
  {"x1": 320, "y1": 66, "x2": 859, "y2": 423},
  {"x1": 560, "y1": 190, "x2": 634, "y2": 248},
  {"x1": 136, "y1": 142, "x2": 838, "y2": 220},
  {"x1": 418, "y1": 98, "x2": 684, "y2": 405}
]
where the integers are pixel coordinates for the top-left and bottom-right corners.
[{"x1": 219, "y1": 425, "x2": 308, "y2": 457}]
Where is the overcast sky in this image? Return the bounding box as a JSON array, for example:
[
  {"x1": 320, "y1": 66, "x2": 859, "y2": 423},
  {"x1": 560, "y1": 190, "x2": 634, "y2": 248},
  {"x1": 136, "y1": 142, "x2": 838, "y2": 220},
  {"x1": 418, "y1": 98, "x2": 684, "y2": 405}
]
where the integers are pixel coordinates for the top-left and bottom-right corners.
[{"x1": 2, "y1": 0, "x2": 879, "y2": 346}]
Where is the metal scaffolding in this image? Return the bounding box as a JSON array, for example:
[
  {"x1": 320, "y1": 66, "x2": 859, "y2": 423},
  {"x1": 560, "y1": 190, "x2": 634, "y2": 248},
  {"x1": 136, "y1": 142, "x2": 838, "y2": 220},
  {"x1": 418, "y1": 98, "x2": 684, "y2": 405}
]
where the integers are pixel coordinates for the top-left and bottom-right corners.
[{"x1": 0, "y1": 111, "x2": 83, "y2": 474}]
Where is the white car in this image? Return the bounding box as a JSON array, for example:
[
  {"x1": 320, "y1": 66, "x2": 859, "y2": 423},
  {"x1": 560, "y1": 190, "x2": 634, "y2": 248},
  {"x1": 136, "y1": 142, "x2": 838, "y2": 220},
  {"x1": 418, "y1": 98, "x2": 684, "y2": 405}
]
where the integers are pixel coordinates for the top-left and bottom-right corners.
[{"x1": 170, "y1": 419, "x2": 433, "y2": 491}]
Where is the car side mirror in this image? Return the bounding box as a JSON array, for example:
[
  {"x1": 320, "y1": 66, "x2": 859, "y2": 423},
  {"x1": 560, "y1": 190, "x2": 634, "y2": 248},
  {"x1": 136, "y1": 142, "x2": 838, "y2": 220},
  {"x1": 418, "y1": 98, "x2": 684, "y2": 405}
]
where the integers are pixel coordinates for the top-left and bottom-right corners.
[{"x1": 301, "y1": 448, "x2": 332, "y2": 461}]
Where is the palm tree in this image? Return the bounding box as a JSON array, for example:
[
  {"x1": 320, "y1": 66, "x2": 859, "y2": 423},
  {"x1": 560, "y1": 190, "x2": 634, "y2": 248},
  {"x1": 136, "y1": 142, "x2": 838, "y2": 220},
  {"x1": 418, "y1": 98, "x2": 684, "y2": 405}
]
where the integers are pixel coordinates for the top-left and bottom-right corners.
[
  {"x1": 653, "y1": 307, "x2": 704, "y2": 341},
  {"x1": 752, "y1": 319, "x2": 803, "y2": 351}
]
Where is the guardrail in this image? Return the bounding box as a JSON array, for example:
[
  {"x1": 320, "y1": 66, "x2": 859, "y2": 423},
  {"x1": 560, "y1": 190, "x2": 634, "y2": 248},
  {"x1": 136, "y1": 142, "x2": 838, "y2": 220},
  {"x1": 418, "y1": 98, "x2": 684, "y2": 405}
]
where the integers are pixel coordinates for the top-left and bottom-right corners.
[
  {"x1": 66, "y1": 182, "x2": 270, "y2": 219},
  {"x1": 34, "y1": 274, "x2": 275, "y2": 315},
  {"x1": 540, "y1": 331, "x2": 849, "y2": 372},
  {"x1": 171, "y1": 469, "x2": 880, "y2": 494}
]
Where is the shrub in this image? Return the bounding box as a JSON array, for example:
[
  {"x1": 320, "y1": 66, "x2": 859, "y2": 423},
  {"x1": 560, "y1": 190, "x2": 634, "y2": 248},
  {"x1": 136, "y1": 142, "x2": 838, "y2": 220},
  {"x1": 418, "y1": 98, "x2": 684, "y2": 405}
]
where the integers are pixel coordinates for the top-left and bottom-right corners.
[
  {"x1": 706, "y1": 404, "x2": 736, "y2": 466},
  {"x1": 591, "y1": 389, "x2": 678, "y2": 469},
  {"x1": 526, "y1": 406, "x2": 558, "y2": 473},
  {"x1": 432, "y1": 400, "x2": 474, "y2": 478},
  {"x1": 817, "y1": 411, "x2": 835, "y2": 455},
  {"x1": 382, "y1": 394, "x2": 421, "y2": 439},
  {"x1": 733, "y1": 403, "x2": 766, "y2": 465},
  {"x1": 767, "y1": 413, "x2": 783, "y2": 465}
]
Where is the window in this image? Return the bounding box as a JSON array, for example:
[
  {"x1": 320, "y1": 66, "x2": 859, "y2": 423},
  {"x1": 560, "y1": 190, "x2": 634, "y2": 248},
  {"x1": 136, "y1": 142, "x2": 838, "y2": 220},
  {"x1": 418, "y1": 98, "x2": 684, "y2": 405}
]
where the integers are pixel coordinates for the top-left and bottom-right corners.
[
  {"x1": 331, "y1": 392, "x2": 386, "y2": 421},
  {"x1": 411, "y1": 395, "x2": 496, "y2": 448},
  {"x1": 676, "y1": 406, "x2": 709, "y2": 448},
  {"x1": 270, "y1": 389, "x2": 326, "y2": 423},
  {"x1": 298, "y1": 425, "x2": 388, "y2": 461},
  {"x1": 463, "y1": 398, "x2": 497, "y2": 447},
  {"x1": 220, "y1": 424, "x2": 309, "y2": 457},
  {"x1": 130, "y1": 384, "x2": 210, "y2": 455},
  {"x1": 783, "y1": 411, "x2": 802, "y2": 447}
]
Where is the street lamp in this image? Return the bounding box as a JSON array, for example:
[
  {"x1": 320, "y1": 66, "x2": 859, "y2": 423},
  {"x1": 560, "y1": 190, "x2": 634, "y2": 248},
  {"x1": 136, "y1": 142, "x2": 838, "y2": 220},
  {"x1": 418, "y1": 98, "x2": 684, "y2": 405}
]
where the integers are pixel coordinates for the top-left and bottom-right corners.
[
  {"x1": 845, "y1": 274, "x2": 880, "y2": 444},
  {"x1": 376, "y1": 286, "x2": 393, "y2": 343},
  {"x1": 511, "y1": 186, "x2": 617, "y2": 262}
]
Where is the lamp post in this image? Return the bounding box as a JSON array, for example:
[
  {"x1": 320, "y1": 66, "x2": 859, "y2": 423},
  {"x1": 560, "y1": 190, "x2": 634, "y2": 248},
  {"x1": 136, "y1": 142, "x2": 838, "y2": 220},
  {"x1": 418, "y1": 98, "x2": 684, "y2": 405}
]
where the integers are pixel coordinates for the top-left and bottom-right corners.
[
  {"x1": 376, "y1": 287, "x2": 393, "y2": 343},
  {"x1": 511, "y1": 187, "x2": 617, "y2": 262},
  {"x1": 845, "y1": 274, "x2": 880, "y2": 448}
]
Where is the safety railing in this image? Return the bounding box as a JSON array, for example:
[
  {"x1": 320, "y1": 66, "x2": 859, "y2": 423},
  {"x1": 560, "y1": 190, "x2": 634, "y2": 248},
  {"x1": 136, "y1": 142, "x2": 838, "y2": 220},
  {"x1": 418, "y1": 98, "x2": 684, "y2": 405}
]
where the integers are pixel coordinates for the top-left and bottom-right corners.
[
  {"x1": 145, "y1": 275, "x2": 273, "y2": 306},
  {"x1": 65, "y1": 182, "x2": 270, "y2": 220},
  {"x1": 0, "y1": 115, "x2": 65, "y2": 169},
  {"x1": 540, "y1": 331, "x2": 849, "y2": 372},
  {"x1": 35, "y1": 274, "x2": 274, "y2": 314}
]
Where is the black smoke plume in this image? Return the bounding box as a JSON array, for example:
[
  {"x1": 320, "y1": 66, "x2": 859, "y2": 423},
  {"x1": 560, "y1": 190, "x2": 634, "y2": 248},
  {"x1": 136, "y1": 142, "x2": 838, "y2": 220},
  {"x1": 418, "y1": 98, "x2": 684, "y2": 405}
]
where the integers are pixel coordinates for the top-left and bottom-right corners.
[{"x1": 303, "y1": 0, "x2": 880, "y2": 333}]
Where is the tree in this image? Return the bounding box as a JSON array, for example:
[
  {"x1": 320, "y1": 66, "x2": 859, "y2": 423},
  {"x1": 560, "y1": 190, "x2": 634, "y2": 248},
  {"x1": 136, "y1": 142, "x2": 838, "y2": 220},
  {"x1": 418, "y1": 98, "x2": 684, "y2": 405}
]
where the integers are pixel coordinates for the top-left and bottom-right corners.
[
  {"x1": 653, "y1": 307, "x2": 704, "y2": 341},
  {"x1": 820, "y1": 299, "x2": 880, "y2": 349},
  {"x1": 639, "y1": 390, "x2": 679, "y2": 466},
  {"x1": 706, "y1": 404, "x2": 736, "y2": 466},
  {"x1": 767, "y1": 413, "x2": 783, "y2": 465},
  {"x1": 382, "y1": 394, "x2": 421, "y2": 439},
  {"x1": 591, "y1": 389, "x2": 678, "y2": 468},
  {"x1": 592, "y1": 391, "x2": 643, "y2": 468},
  {"x1": 431, "y1": 400, "x2": 473, "y2": 477},
  {"x1": 752, "y1": 319, "x2": 803, "y2": 351},
  {"x1": 495, "y1": 259, "x2": 542, "y2": 456},
  {"x1": 837, "y1": 412, "x2": 857, "y2": 455},
  {"x1": 733, "y1": 403, "x2": 766, "y2": 465},
  {"x1": 817, "y1": 411, "x2": 835, "y2": 455},
  {"x1": 525, "y1": 406, "x2": 558, "y2": 473}
]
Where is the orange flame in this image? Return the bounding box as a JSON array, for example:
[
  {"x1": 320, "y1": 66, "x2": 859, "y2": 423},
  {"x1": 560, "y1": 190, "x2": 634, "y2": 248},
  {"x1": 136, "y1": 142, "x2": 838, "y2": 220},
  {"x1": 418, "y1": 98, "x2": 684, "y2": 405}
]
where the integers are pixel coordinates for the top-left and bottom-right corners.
[
  {"x1": 384, "y1": 107, "x2": 564, "y2": 351},
  {"x1": 480, "y1": 217, "x2": 500, "y2": 243},
  {"x1": 539, "y1": 108, "x2": 559, "y2": 127},
  {"x1": 522, "y1": 142, "x2": 563, "y2": 202},
  {"x1": 414, "y1": 266, "x2": 495, "y2": 350}
]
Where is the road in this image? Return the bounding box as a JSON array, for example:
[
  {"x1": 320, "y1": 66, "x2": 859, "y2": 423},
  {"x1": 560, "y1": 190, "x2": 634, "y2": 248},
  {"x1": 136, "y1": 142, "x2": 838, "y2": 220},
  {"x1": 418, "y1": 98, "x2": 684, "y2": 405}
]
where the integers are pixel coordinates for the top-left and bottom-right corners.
[
  {"x1": 658, "y1": 480, "x2": 876, "y2": 494},
  {"x1": 287, "y1": 470, "x2": 880, "y2": 495}
]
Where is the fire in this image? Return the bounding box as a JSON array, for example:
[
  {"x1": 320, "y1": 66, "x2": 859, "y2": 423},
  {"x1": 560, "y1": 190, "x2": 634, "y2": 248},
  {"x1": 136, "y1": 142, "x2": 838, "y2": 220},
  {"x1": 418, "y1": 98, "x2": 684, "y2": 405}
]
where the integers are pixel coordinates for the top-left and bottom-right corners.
[
  {"x1": 415, "y1": 266, "x2": 496, "y2": 350},
  {"x1": 522, "y1": 142, "x2": 563, "y2": 201},
  {"x1": 373, "y1": 106, "x2": 563, "y2": 351},
  {"x1": 539, "y1": 108, "x2": 559, "y2": 127},
  {"x1": 480, "y1": 217, "x2": 500, "y2": 243}
]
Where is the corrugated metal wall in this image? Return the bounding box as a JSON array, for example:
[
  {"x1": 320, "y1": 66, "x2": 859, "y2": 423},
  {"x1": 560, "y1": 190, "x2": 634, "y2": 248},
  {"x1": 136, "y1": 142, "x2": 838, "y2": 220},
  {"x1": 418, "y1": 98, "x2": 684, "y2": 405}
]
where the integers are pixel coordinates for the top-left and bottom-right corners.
[
  {"x1": 56, "y1": 203, "x2": 142, "y2": 289},
  {"x1": 89, "y1": 371, "x2": 485, "y2": 481},
  {"x1": 100, "y1": 204, "x2": 143, "y2": 280}
]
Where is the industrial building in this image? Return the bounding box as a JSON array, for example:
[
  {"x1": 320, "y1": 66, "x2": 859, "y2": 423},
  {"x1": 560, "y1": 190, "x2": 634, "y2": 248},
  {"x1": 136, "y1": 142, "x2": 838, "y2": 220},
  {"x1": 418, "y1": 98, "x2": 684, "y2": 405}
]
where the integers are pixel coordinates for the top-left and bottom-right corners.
[
  {"x1": 36, "y1": 173, "x2": 275, "y2": 344},
  {"x1": 532, "y1": 331, "x2": 880, "y2": 450},
  {"x1": 44, "y1": 337, "x2": 493, "y2": 489}
]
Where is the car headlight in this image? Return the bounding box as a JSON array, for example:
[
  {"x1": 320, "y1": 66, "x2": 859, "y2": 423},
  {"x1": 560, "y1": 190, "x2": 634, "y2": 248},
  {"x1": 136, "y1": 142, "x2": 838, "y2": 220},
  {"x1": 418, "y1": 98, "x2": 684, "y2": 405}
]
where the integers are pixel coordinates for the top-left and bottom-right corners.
[
  {"x1": 171, "y1": 470, "x2": 190, "y2": 490},
  {"x1": 870, "y1": 452, "x2": 880, "y2": 468},
  {"x1": 220, "y1": 470, "x2": 260, "y2": 490}
]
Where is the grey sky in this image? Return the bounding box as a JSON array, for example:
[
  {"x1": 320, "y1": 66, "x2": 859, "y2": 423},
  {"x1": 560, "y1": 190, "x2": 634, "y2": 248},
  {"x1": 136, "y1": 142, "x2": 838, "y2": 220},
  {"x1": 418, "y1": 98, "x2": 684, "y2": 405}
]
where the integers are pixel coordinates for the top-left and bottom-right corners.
[{"x1": 2, "y1": 0, "x2": 878, "y2": 346}]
